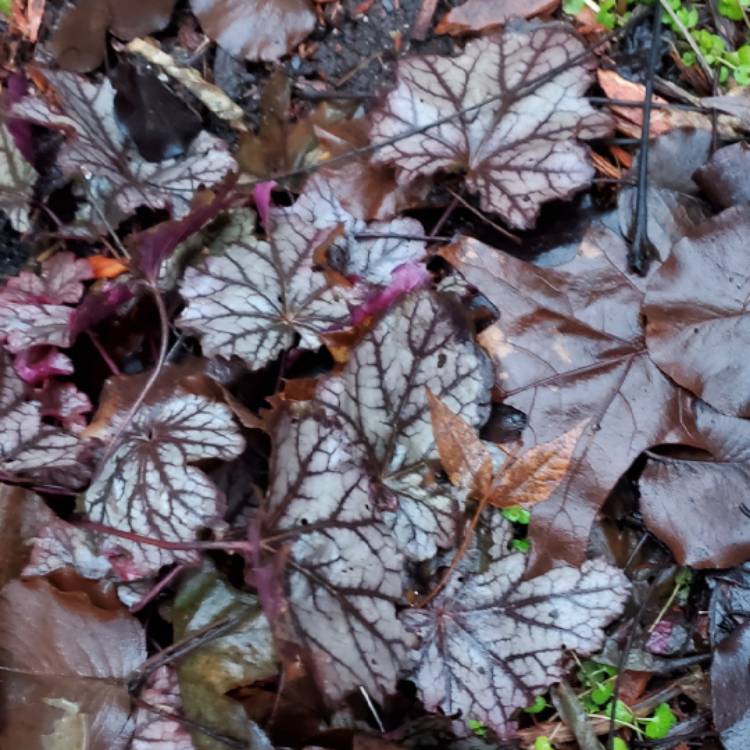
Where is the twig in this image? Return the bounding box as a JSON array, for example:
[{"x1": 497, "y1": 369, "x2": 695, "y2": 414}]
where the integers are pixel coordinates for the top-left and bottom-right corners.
[
  {"x1": 446, "y1": 188, "x2": 522, "y2": 244},
  {"x1": 629, "y1": 6, "x2": 662, "y2": 275}
]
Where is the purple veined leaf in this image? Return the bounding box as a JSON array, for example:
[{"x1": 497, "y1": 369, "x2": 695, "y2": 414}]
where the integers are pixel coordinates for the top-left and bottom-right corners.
[
  {"x1": 12, "y1": 70, "x2": 236, "y2": 227},
  {"x1": 177, "y1": 181, "x2": 427, "y2": 370},
  {"x1": 69, "y1": 281, "x2": 133, "y2": 338},
  {"x1": 258, "y1": 403, "x2": 414, "y2": 705},
  {"x1": 3, "y1": 73, "x2": 35, "y2": 163},
  {"x1": 0, "y1": 122, "x2": 35, "y2": 232},
  {"x1": 318, "y1": 290, "x2": 492, "y2": 561},
  {"x1": 402, "y1": 525, "x2": 630, "y2": 737},
  {"x1": 0, "y1": 351, "x2": 90, "y2": 488},
  {"x1": 369, "y1": 21, "x2": 611, "y2": 229},
  {"x1": 0, "y1": 251, "x2": 94, "y2": 352},
  {"x1": 132, "y1": 666, "x2": 196, "y2": 750},
  {"x1": 84, "y1": 392, "x2": 245, "y2": 578},
  {"x1": 37, "y1": 381, "x2": 93, "y2": 433}
]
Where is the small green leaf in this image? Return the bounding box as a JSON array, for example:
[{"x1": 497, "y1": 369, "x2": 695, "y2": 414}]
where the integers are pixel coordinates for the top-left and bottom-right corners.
[
  {"x1": 681, "y1": 51, "x2": 697, "y2": 66},
  {"x1": 735, "y1": 65, "x2": 750, "y2": 85},
  {"x1": 613, "y1": 739, "x2": 629, "y2": 750},
  {"x1": 467, "y1": 719, "x2": 488, "y2": 737},
  {"x1": 591, "y1": 680, "x2": 615, "y2": 705},
  {"x1": 501, "y1": 506, "x2": 531, "y2": 524},
  {"x1": 563, "y1": 0, "x2": 587, "y2": 14},
  {"x1": 0, "y1": 0, "x2": 11, "y2": 16},
  {"x1": 721, "y1": 66, "x2": 732, "y2": 84},
  {"x1": 644, "y1": 703, "x2": 677, "y2": 739},
  {"x1": 511, "y1": 538, "x2": 531, "y2": 553},
  {"x1": 605, "y1": 699, "x2": 634, "y2": 725},
  {"x1": 534, "y1": 737, "x2": 555, "y2": 750},
  {"x1": 738, "y1": 44, "x2": 750, "y2": 65},
  {"x1": 718, "y1": 0, "x2": 744, "y2": 20},
  {"x1": 524, "y1": 695, "x2": 548, "y2": 714}
]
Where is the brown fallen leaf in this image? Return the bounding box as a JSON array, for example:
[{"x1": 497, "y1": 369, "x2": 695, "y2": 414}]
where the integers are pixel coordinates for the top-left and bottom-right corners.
[
  {"x1": 488, "y1": 421, "x2": 587, "y2": 509},
  {"x1": 436, "y1": 0, "x2": 559, "y2": 36},
  {"x1": 189, "y1": 0, "x2": 316, "y2": 62},
  {"x1": 427, "y1": 389, "x2": 493, "y2": 500},
  {"x1": 596, "y1": 69, "x2": 719, "y2": 137},
  {"x1": 441, "y1": 228, "x2": 696, "y2": 574},
  {"x1": 0, "y1": 578, "x2": 146, "y2": 750}
]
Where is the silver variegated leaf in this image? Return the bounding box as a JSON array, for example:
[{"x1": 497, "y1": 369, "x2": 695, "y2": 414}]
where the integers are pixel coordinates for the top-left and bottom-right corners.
[
  {"x1": 261, "y1": 404, "x2": 413, "y2": 704},
  {"x1": 0, "y1": 122, "x2": 35, "y2": 232},
  {"x1": 13, "y1": 71, "x2": 235, "y2": 225},
  {"x1": 0, "y1": 352, "x2": 87, "y2": 487},
  {"x1": 85, "y1": 393, "x2": 245, "y2": 576},
  {"x1": 319, "y1": 291, "x2": 492, "y2": 560},
  {"x1": 403, "y1": 549, "x2": 629, "y2": 736},
  {"x1": 370, "y1": 22, "x2": 611, "y2": 229}
]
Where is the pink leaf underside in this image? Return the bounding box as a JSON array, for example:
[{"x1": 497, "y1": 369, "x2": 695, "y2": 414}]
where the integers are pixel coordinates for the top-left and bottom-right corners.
[
  {"x1": 178, "y1": 181, "x2": 427, "y2": 369},
  {"x1": 370, "y1": 21, "x2": 611, "y2": 229}
]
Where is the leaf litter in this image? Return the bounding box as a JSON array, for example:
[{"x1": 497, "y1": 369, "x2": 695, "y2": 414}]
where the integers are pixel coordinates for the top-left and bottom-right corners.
[{"x1": 0, "y1": 2, "x2": 749, "y2": 749}]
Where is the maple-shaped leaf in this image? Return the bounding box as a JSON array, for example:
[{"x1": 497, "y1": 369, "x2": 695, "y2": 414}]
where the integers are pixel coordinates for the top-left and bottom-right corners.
[
  {"x1": 319, "y1": 291, "x2": 492, "y2": 560},
  {"x1": 178, "y1": 184, "x2": 426, "y2": 369},
  {"x1": 0, "y1": 578, "x2": 146, "y2": 750},
  {"x1": 0, "y1": 351, "x2": 89, "y2": 487},
  {"x1": 369, "y1": 22, "x2": 611, "y2": 229},
  {"x1": 13, "y1": 70, "x2": 235, "y2": 225},
  {"x1": 258, "y1": 404, "x2": 414, "y2": 705},
  {"x1": 441, "y1": 229, "x2": 695, "y2": 573},
  {"x1": 0, "y1": 121, "x2": 35, "y2": 232},
  {"x1": 0, "y1": 250, "x2": 93, "y2": 352},
  {"x1": 644, "y1": 206, "x2": 750, "y2": 418},
  {"x1": 640, "y1": 400, "x2": 750, "y2": 569},
  {"x1": 403, "y1": 540, "x2": 629, "y2": 737},
  {"x1": 84, "y1": 390, "x2": 245, "y2": 577}
]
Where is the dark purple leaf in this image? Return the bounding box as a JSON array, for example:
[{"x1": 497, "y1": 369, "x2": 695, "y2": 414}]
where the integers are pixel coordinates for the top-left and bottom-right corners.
[
  {"x1": 69, "y1": 281, "x2": 133, "y2": 338},
  {"x1": 14, "y1": 345, "x2": 73, "y2": 385},
  {"x1": 711, "y1": 621, "x2": 750, "y2": 750},
  {"x1": 402, "y1": 522, "x2": 629, "y2": 736},
  {"x1": 370, "y1": 22, "x2": 611, "y2": 229},
  {"x1": 644, "y1": 206, "x2": 750, "y2": 418},
  {"x1": 319, "y1": 290, "x2": 492, "y2": 560},
  {"x1": 0, "y1": 578, "x2": 146, "y2": 750},
  {"x1": 695, "y1": 141, "x2": 750, "y2": 209},
  {"x1": 441, "y1": 228, "x2": 695, "y2": 574},
  {"x1": 640, "y1": 401, "x2": 750, "y2": 569},
  {"x1": 258, "y1": 403, "x2": 414, "y2": 705},
  {"x1": 112, "y1": 59, "x2": 202, "y2": 163}
]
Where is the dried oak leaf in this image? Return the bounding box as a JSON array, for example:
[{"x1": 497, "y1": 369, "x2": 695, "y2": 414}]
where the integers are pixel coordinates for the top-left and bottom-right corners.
[
  {"x1": 369, "y1": 22, "x2": 611, "y2": 229},
  {"x1": 0, "y1": 121, "x2": 35, "y2": 232},
  {"x1": 436, "y1": 0, "x2": 559, "y2": 36},
  {"x1": 402, "y1": 524, "x2": 629, "y2": 737},
  {"x1": 49, "y1": 0, "x2": 177, "y2": 72},
  {"x1": 178, "y1": 184, "x2": 426, "y2": 369},
  {"x1": 644, "y1": 206, "x2": 750, "y2": 417},
  {"x1": 0, "y1": 351, "x2": 89, "y2": 487},
  {"x1": 84, "y1": 390, "x2": 245, "y2": 577},
  {"x1": 190, "y1": 0, "x2": 316, "y2": 62},
  {"x1": 0, "y1": 578, "x2": 146, "y2": 750},
  {"x1": 319, "y1": 290, "x2": 492, "y2": 561},
  {"x1": 640, "y1": 401, "x2": 750, "y2": 569},
  {"x1": 259, "y1": 403, "x2": 414, "y2": 705},
  {"x1": 442, "y1": 229, "x2": 694, "y2": 573},
  {"x1": 13, "y1": 70, "x2": 235, "y2": 226},
  {"x1": 0, "y1": 251, "x2": 93, "y2": 352}
]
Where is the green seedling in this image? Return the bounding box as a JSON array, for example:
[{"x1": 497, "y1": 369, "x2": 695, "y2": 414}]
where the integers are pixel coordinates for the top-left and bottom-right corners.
[
  {"x1": 501, "y1": 506, "x2": 531, "y2": 524},
  {"x1": 524, "y1": 695, "x2": 548, "y2": 714},
  {"x1": 534, "y1": 737, "x2": 555, "y2": 750},
  {"x1": 467, "y1": 719, "x2": 488, "y2": 737}
]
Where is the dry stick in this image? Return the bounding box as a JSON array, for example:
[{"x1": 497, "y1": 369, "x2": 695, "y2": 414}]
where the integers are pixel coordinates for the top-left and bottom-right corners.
[{"x1": 629, "y1": 5, "x2": 662, "y2": 275}]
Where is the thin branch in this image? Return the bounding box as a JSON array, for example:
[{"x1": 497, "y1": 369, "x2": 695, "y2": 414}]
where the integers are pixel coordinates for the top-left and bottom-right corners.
[{"x1": 629, "y1": 6, "x2": 662, "y2": 275}]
